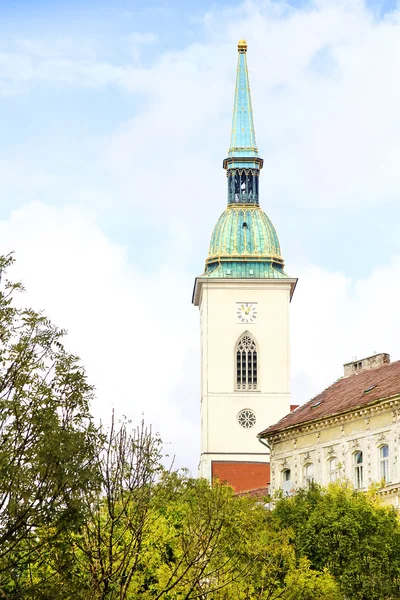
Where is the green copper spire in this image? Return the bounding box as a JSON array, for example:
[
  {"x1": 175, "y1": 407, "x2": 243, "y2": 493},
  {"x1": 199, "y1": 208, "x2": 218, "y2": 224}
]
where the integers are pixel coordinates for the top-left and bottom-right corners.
[
  {"x1": 223, "y1": 40, "x2": 263, "y2": 174},
  {"x1": 229, "y1": 39, "x2": 257, "y2": 158}
]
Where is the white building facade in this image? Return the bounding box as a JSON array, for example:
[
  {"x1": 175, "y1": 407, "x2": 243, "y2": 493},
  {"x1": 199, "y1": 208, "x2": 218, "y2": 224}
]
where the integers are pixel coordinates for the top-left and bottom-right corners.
[{"x1": 260, "y1": 354, "x2": 400, "y2": 507}]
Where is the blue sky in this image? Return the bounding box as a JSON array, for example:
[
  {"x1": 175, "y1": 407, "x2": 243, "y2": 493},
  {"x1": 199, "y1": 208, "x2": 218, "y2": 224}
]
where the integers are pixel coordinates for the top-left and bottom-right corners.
[
  {"x1": 0, "y1": 0, "x2": 236, "y2": 58},
  {"x1": 1, "y1": 0, "x2": 400, "y2": 471},
  {"x1": 1, "y1": 0, "x2": 400, "y2": 276}
]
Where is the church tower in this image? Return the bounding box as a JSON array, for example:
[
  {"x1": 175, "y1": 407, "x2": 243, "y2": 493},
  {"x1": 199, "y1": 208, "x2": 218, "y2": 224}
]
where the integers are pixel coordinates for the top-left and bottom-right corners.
[{"x1": 192, "y1": 40, "x2": 297, "y2": 492}]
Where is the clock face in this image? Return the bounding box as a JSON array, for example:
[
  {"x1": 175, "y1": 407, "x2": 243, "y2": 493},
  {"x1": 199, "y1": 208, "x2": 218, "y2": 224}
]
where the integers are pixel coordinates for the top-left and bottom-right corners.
[{"x1": 236, "y1": 302, "x2": 257, "y2": 323}]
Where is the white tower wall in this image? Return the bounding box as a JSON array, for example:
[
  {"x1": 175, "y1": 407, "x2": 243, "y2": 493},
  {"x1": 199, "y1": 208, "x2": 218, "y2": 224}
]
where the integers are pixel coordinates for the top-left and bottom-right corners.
[{"x1": 194, "y1": 277, "x2": 296, "y2": 481}]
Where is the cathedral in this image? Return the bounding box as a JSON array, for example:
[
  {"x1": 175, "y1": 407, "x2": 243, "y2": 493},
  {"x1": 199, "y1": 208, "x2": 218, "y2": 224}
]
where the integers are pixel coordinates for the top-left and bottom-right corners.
[{"x1": 192, "y1": 40, "x2": 297, "y2": 492}]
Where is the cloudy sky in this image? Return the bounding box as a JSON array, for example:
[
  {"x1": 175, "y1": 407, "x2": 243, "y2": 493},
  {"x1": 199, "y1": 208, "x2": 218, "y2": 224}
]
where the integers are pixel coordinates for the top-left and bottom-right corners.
[{"x1": 1, "y1": 0, "x2": 400, "y2": 473}]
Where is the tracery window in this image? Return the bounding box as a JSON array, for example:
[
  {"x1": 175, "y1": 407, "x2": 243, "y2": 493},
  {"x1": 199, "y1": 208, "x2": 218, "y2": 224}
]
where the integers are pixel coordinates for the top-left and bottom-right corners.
[
  {"x1": 236, "y1": 333, "x2": 258, "y2": 390},
  {"x1": 354, "y1": 451, "x2": 363, "y2": 489},
  {"x1": 237, "y1": 409, "x2": 256, "y2": 429},
  {"x1": 379, "y1": 445, "x2": 389, "y2": 483}
]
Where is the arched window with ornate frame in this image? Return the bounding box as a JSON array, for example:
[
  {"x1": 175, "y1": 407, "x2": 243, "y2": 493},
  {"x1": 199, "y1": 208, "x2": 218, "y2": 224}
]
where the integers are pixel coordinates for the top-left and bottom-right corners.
[
  {"x1": 379, "y1": 445, "x2": 390, "y2": 483},
  {"x1": 353, "y1": 451, "x2": 363, "y2": 489},
  {"x1": 282, "y1": 468, "x2": 292, "y2": 495},
  {"x1": 235, "y1": 332, "x2": 258, "y2": 391},
  {"x1": 328, "y1": 457, "x2": 338, "y2": 483},
  {"x1": 303, "y1": 463, "x2": 314, "y2": 487}
]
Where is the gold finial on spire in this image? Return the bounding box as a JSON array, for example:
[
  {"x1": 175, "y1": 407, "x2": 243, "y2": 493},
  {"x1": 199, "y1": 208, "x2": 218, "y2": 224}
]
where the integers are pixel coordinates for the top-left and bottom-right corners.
[{"x1": 238, "y1": 39, "x2": 247, "y2": 52}]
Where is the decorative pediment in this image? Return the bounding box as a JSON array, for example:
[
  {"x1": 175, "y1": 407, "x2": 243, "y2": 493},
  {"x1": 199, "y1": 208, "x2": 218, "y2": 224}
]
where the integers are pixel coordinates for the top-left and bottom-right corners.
[
  {"x1": 302, "y1": 452, "x2": 311, "y2": 465},
  {"x1": 351, "y1": 439, "x2": 361, "y2": 450},
  {"x1": 376, "y1": 431, "x2": 388, "y2": 445},
  {"x1": 327, "y1": 445, "x2": 335, "y2": 456}
]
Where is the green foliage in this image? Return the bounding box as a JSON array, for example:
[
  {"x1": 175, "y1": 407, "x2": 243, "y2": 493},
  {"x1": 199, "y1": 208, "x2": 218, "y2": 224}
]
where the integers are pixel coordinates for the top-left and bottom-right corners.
[
  {"x1": 273, "y1": 481, "x2": 400, "y2": 599},
  {"x1": 282, "y1": 558, "x2": 341, "y2": 600},
  {"x1": 0, "y1": 253, "x2": 100, "y2": 595}
]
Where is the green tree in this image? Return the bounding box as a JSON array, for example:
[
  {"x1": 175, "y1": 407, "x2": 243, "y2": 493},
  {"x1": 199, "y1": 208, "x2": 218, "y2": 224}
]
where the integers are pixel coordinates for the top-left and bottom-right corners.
[
  {"x1": 77, "y1": 415, "x2": 165, "y2": 599},
  {"x1": 0, "y1": 254, "x2": 100, "y2": 596},
  {"x1": 273, "y1": 481, "x2": 400, "y2": 599},
  {"x1": 33, "y1": 467, "x2": 339, "y2": 599},
  {"x1": 129, "y1": 475, "x2": 340, "y2": 600},
  {"x1": 138, "y1": 476, "x2": 251, "y2": 599}
]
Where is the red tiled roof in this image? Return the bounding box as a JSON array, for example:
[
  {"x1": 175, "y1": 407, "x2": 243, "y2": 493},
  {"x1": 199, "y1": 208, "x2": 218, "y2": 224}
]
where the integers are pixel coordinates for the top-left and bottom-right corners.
[
  {"x1": 259, "y1": 360, "x2": 400, "y2": 437},
  {"x1": 234, "y1": 486, "x2": 269, "y2": 498}
]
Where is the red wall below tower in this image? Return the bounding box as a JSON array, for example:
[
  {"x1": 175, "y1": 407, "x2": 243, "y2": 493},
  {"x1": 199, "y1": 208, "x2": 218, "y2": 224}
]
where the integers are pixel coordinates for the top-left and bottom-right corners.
[{"x1": 212, "y1": 461, "x2": 270, "y2": 493}]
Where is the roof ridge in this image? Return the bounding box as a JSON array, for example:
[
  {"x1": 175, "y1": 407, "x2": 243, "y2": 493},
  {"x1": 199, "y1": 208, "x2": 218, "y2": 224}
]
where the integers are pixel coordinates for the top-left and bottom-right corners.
[{"x1": 259, "y1": 358, "x2": 400, "y2": 438}]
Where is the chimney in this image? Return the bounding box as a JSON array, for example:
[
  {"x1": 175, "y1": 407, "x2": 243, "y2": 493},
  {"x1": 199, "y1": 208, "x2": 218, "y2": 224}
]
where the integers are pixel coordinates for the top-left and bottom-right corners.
[{"x1": 343, "y1": 353, "x2": 390, "y2": 378}]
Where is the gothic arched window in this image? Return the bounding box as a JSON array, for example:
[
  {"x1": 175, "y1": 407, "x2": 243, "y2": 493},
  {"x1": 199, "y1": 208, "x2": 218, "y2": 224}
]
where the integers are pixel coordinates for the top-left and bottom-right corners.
[{"x1": 236, "y1": 333, "x2": 258, "y2": 390}]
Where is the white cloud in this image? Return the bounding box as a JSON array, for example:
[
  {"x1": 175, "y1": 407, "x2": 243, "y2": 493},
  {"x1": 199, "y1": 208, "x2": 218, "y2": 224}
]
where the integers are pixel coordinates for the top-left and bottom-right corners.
[
  {"x1": 0, "y1": 52, "x2": 127, "y2": 94},
  {"x1": 291, "y1": 258, "x2": 400, "y2": 404},
  {"x1": 0, "y1": 202, "x2": 200, "y2": 473},
  {"x1": 13, "y1": 37, "x2": 98, "y2": 60}
]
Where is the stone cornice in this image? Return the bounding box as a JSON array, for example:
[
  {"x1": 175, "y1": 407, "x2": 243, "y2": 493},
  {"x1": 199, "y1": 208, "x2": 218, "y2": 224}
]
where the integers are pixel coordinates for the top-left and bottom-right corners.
[
  {"x1": 192, "y1": 277, "x2": 297, "y2": 306},
  {"x1": 265, "y1": 394, "x2": 400, "y2": 445},
  {"x1": 379, "y1": 483, "x2": 400, "y2": 497}
]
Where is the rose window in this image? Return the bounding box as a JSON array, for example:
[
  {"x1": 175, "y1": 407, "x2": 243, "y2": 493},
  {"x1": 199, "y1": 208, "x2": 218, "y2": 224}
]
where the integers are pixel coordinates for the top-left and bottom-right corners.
[{"x1": 238, "y1": 409, "x2": 256, "y2": 429}]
